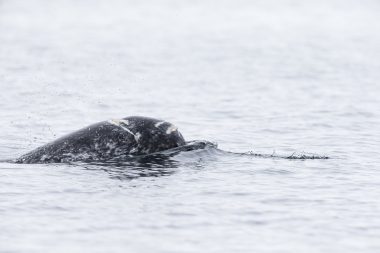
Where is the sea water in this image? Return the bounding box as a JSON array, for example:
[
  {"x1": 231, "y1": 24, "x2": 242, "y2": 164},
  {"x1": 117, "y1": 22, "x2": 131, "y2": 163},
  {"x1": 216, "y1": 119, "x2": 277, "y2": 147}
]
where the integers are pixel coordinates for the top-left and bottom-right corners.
[{"x1": 1, "y1": 0, "x2": 380, "y2": 252}]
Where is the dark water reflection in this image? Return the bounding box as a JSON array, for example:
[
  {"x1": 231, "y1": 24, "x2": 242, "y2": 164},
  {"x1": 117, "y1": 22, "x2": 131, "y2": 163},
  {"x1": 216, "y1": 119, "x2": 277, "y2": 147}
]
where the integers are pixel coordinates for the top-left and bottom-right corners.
[
  {"x1": 69, "y1": 141, "x2": 216, "y2": 180},
  {"x1": 80, "y1": 154, "x2": 181, "y2": 180}
]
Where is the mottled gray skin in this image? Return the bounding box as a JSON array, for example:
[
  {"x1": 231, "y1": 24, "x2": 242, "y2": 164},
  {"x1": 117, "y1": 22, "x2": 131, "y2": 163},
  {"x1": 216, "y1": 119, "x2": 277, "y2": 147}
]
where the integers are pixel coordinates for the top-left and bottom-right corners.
[{"x1": 15, "y1": 116, "x2": 186, "y2": 164}]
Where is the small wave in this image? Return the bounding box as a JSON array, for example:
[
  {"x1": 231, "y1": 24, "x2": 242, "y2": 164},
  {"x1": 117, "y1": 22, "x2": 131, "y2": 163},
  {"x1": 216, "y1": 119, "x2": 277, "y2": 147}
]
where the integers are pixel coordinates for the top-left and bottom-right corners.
[
  {"x1": 3, "y1": 141, "x2": 329, "y2": 180},
  {"x1": 238, "y1": 150, "x2": 329, "y2": 160},
  {"x1": 2, "y1": 140, "x2": 329, "y2": 168},
  {"x1": 0, "y1": 158, "x2": 14, "y2": 163},
  {"x1": 77, "y1": 140, "x2": 329, "y2": 168}
]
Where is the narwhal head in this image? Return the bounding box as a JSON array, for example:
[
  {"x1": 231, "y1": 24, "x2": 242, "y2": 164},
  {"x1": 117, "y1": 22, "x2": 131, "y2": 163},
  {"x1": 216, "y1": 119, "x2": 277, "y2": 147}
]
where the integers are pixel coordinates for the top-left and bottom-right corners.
[{"x1": 109, "y1": 116, "x2": 186, "y2": 155}]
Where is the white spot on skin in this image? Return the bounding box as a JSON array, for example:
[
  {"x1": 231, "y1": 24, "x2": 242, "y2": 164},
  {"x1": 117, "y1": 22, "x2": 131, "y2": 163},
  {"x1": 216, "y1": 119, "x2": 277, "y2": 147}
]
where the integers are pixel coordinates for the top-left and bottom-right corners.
[
  {"x1": 108, "y1": 120, "x2": 120, "y2": 126},
  {"x1": 108, "y1": 119, "x2": 137, "y2": 141},
  {"x1": 109, "y1": 119, "x2": 129, "y2": 126},
  {"x1": 155, "y1": 122, "x2": 164, "y2": 127},
  {"x1": 166, "y1": 125, "x2": 178, "y2": 134},
  {"x1": 135, "y1": 132, "x2": 141, "y2": 142},
  {"x1": 118, "y1": 125, "x2": 136, "y2": 138}
]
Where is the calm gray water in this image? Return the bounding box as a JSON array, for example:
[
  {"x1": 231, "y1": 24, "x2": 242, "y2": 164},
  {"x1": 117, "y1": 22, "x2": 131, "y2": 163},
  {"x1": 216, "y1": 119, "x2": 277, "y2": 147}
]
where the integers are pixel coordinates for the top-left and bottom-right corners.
[{"x1": 1, "y1": 0, "x2": 380, "y2": 252}]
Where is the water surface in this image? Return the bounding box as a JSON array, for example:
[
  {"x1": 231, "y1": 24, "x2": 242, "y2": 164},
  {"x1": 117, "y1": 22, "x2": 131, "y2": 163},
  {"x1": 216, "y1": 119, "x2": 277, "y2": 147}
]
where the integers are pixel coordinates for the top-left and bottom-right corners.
[{"x1": 1, "y1": 0, "x2": 380, "y2": 252}]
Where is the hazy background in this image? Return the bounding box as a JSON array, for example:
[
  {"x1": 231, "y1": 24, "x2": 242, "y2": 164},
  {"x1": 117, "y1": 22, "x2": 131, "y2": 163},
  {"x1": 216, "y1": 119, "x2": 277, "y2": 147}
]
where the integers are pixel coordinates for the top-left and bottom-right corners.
[{"x1": 1, "y1": 0, "x2": 380, "y2": 252}]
